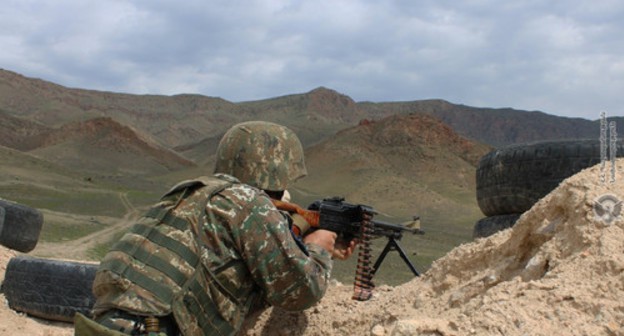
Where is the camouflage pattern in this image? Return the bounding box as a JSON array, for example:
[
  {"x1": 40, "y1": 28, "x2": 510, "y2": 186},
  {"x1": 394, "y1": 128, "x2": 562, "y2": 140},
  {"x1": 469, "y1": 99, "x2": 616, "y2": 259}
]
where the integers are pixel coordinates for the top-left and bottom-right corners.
[
  {"x1": 91, "y1": 174, "x2": 332, "y2": 336},
  {"x1": 214, "y1": 121, "x2": 307, "y2": 191},
  {"x1": 74, "y1": 312, "x2": 129, "y2": 336}
]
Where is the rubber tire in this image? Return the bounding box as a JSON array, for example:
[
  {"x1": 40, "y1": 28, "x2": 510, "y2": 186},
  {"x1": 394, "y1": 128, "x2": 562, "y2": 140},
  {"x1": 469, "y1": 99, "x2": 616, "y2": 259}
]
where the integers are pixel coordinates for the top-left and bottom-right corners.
[
  {"x1": 473, "y1": 214, "x2": 522, "y2": 239},
  {"x1": 476, "y1": 139, "x2": 624, "y2": 216},
  {"x1": 2, "y1": 255, "x2": 98, "y2": 323},
  {"x1": 0, "y1": 199, "x2": 43, "y2": 252}
]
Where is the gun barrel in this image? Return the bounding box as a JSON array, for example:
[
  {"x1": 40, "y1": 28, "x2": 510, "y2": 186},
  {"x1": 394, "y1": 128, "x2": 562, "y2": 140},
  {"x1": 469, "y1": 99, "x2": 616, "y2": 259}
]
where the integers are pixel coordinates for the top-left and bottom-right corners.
[{"x1": 371, "y1": 220, "x2": 416, "y2": 234}]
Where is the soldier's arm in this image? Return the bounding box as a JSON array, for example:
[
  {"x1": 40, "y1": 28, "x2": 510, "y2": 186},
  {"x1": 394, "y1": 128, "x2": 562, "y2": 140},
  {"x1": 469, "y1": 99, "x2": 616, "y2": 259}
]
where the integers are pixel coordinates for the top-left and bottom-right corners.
[{"x1": 218, "y1": 186, "x2": 333, "y2": 311}]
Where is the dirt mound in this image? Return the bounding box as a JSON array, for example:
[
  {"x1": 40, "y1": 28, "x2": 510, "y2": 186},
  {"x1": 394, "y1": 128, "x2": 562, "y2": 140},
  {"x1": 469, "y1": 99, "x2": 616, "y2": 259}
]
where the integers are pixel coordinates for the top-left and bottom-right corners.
[
  {"x1": 0, "y1": 160, "x2": 622, "y2": 335},
  {"x1": 244, "y1": 159, "x2": 624, "y2": 335}
]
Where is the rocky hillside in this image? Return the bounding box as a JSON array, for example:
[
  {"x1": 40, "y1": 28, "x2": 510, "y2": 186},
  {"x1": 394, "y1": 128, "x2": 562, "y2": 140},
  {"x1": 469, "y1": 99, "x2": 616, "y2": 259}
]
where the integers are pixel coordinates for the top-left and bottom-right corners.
[
  {"x1": 0, "y1": 109, "x2": 50, "y2": 151},
  {"x1": 299, "y1": 113, "x2": 490, "y2": 217},
  {"x1": 357, "y1": 100, "x2": 610, "y2": 147},
  {"x1": 0, "y1": 68, "x2": 614, "y2": 150},
  {"x1": 27, "y1": 117, "x2": 195, "y2": 175},
  {"x1": 295, "y1": 114, "x2": 492, "y2": 283},
  {"x1": 0, "y1": 69, "x2": 243, "y2": 148},
  {"x1": 0, "y1": 109, "x2": 195, "y2": 177}
]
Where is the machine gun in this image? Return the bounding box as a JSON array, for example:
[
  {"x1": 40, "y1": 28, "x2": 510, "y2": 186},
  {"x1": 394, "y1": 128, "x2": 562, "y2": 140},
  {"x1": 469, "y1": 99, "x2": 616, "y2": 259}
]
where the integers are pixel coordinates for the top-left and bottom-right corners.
[{"x1": 272, "y1": 196, "x2": 424, "y2": 301}]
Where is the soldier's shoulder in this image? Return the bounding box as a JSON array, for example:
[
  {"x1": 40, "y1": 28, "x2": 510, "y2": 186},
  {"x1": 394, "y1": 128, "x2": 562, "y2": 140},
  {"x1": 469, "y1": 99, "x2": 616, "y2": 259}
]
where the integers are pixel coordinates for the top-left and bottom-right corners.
[
  {"x1": 208, "y1": 175, "x2": 269, "y2": 209},
  {"x1": 221, "y1": 182, "x2": 266, "y2": 204}
]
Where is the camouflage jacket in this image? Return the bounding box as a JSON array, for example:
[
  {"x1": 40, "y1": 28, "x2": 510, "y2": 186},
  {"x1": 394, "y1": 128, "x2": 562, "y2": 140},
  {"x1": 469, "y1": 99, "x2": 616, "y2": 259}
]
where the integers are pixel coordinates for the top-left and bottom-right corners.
[{"x1": 92, "y1": 174, "x2": 332, "y2": 336}]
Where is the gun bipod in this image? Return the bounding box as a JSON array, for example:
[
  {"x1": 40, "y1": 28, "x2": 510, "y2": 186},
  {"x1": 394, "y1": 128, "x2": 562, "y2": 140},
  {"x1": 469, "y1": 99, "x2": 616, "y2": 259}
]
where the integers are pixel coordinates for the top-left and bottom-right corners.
[{"x1": 370, "y1": 236, "x2": 420, "y2": 277}]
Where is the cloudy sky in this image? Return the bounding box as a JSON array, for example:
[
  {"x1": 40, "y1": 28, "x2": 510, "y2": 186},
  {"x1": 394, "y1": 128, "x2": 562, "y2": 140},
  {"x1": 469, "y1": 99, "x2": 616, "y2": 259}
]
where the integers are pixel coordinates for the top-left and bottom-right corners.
[{"x1": 2, "y1": 0, "x2": 623, "y2": 120}]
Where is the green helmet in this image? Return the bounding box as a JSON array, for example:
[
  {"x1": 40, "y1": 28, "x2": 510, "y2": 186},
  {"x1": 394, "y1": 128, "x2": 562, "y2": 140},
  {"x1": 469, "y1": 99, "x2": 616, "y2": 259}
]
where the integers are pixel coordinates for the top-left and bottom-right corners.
[{"x1": 214, "y1": 121, "x2": 307, "y2": 191}]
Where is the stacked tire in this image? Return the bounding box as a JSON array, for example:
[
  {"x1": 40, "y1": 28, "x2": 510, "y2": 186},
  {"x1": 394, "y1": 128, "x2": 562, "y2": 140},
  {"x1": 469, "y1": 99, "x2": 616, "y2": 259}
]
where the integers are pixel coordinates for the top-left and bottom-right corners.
[
  {"x1": 473, "y1": 139, "x2": 624, "y2": 238},
  {"x1": 0, "y1": 199, "x2": 44, "y2": 253},
  {"x1": 0, "y1": 199, "x2": 97, "y2": 323},
  {"x1": 1, "y1": 256, "x2": 98, "y2": 322}
]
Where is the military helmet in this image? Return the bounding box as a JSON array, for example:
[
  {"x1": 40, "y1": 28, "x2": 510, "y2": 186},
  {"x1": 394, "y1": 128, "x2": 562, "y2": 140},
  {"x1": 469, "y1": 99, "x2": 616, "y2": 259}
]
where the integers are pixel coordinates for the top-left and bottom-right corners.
[{"x1": 214, "y1": 121, "x2": 307, "y2": 191}]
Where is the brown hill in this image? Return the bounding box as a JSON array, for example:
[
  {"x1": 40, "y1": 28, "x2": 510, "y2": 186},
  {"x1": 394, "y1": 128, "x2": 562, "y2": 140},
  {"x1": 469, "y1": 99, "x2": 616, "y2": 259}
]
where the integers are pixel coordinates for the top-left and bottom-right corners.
[
  {"x1": 0, "y1": 70, "x2": 360, "y2": 150},
  {"x1": 1, "y1": 68, "x2": 610, "y2": 150},
  {"x1": 0, "y1": 144, "x2": 89, "y2": 193},
  {"x1": 237, "y1": 87, "x2": 364, "y2": 147},
  {"x1": 298, "y1": 113, "x2": 490, "y2": 216},
  {"x1": 239, "y1": 87, "x2": 361, "y2": 122},
  {"x1": 27, "y1": 117, "x2": 195, "y2": 175},
  {"x1": 0, "y1": 69, "x2": 244, "y2": 148},
  {"x1": 358, "y1": 100, "x2": 604, "y2": 147},
  {"x1": 173, "y1": 133, "x2": 224, "y2": 166},
  {"x1": 0, "y1": 109, "x2": 51, "y2": 151},
  {"x1": 293, "y1": 113, "x2": 492, "y2": 282},
  {"x1": 176, "y1": 87, "x2": 366, "y2": 160}
]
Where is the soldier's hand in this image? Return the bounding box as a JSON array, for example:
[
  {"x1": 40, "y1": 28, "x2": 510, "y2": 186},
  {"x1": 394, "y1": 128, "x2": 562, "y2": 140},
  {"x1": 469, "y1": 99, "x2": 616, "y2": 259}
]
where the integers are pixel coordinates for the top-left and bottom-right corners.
[
  {"x1": 331, "y1": 239, "x2": 358, "y2": 260},
  {"x1": 303, "y1": 229, "x2": 336, "y2": 255}
]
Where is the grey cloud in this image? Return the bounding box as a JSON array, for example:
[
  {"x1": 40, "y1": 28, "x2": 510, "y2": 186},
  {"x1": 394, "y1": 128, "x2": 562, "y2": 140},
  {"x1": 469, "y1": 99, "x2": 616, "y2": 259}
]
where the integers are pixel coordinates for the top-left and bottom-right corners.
[{"x1": 1, "y1": 0, "x2": 623, "y2": 119}]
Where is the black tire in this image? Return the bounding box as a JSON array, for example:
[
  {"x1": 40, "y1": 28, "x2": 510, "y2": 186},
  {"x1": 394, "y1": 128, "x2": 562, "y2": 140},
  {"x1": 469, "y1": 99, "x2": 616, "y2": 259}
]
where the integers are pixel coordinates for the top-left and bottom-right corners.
[
  {"x1": 0, "y1": 199, "x2": 44, "y2": 252},
  {"x1": 2, "y1": 255, "x2": 98, "y2": 323},
  {"x1": 476, "y1": 139, "x2": 624, "y2": 216},
  {"x1": 473, "y1": 214, "x2": 522, "y2": 239}
]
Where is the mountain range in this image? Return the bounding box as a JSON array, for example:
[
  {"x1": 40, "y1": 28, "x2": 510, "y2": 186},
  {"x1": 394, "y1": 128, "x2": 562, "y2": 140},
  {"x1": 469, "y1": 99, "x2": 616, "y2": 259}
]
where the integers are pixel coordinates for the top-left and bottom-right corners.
[{"x1": 0, "y1": 68, "x2": 617, "y2": 283}]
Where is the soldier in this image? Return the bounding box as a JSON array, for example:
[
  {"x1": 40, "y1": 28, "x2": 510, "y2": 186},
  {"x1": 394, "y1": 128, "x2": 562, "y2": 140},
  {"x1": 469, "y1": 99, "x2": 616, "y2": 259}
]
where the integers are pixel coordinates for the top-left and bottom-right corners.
[{"x1": 74, "y1": 121, "x2": 355, "y2": 336}]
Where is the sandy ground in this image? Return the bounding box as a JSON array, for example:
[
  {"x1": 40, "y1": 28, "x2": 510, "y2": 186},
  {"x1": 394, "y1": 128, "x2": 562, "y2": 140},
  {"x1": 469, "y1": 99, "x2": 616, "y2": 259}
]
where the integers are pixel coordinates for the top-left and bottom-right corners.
[{"x1": 1, "y1": 160, "x2": 624, "y2": 335}]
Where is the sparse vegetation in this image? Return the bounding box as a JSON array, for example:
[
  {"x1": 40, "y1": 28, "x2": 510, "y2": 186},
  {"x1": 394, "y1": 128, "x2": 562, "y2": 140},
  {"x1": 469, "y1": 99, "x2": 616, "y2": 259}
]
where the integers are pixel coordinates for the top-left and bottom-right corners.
[
  {"x1": 86, "y1": 231, "x2": 126, "y2": 260},
  {"x1": 5, "y1": 68, "x2": 614, "y2": 288},
  {"x1": 40, "y1": 220, "x2": 106, "y2": 243}
]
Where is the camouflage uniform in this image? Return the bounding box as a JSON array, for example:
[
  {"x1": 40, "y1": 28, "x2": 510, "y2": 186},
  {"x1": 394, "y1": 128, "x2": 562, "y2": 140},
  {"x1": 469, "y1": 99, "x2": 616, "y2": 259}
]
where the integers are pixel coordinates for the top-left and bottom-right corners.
[{"x1": 79, "y1": 174, "x2": 332, "y2": 336}]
